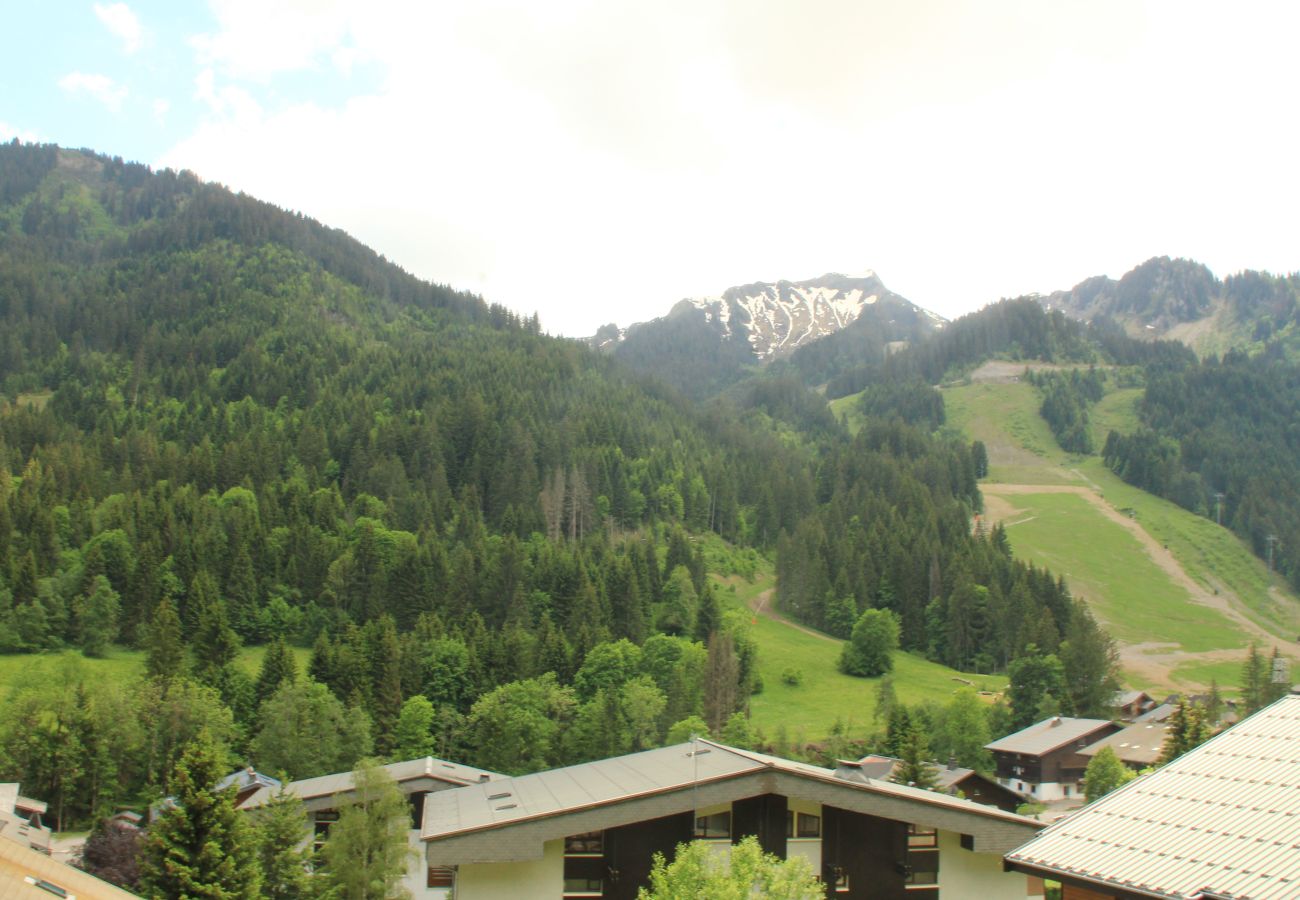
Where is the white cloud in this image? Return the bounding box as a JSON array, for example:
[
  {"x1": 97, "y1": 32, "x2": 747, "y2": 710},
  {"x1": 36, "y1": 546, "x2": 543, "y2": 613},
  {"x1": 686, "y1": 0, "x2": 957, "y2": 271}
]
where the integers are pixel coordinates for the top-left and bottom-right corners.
[
  {"x1": 58, "y1": 71, "x2": 129, "y2": 112},
  {"x1": 94, "y1": 2, "x2": 143, "y2": 55},
  {"x1": 160, "y1": 1, "x2": 1300, "y2": 336},
  {"x1": 191, "y1": 0, "x2": 360, "y2": 80},
  {"x1": 152, "y1": 98, "x2": 171, "y2": 122},
  {"x1": 0, "y1": 121, "x2": 43, "y2": 144}
]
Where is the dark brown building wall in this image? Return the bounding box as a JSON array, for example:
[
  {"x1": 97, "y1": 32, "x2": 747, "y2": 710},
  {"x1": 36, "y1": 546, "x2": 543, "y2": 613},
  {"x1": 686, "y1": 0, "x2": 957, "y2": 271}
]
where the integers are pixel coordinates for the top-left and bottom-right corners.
[
  {"x1": 731, "y1": 793, "x2": 788, "y2": 858},
  {"x1": 603, "y1": 811, "x2": 692, "y2": 900},
  {"x1": 822, "y1": 805, "x2": 907, "y2": 900}
]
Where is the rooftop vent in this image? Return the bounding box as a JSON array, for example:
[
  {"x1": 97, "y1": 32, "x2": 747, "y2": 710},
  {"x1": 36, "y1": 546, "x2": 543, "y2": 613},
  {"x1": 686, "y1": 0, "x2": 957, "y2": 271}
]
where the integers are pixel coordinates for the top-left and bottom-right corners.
[{"x1": 487, "y1": 792, "x2": 511, "y2": 801}]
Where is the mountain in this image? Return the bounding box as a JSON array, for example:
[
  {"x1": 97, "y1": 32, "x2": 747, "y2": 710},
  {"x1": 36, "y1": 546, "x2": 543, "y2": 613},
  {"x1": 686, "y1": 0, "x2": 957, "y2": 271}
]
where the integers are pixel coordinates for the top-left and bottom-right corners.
[
  {"x1": 595, "y1": 272, "x2": 944, "y2": 398},
  {"x1": 1041, "y1": 256, "x2": 1300, "y2": 356}
]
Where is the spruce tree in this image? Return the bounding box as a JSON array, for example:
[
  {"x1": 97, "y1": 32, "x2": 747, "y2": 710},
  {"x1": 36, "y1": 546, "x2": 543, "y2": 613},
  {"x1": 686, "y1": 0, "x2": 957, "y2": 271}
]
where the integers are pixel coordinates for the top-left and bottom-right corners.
[
  {"x1": 139, "y1": 731, "x2": 261, "y2": 899},
  {"x1": 254, "y1": 784, "x2": 312, "y2": 900},
  {"x1": 891, "y1": 720, "x2": 938, "y2": 790},
  {"x1": 255, "y1": 636, "x2": 298, "y2": 707},
  {"x1": 191, "y1": 571, "x2": 240, "y2": 687},
  {"x1": 145, "y1": 597, "x2": 186, "y2": 682}
]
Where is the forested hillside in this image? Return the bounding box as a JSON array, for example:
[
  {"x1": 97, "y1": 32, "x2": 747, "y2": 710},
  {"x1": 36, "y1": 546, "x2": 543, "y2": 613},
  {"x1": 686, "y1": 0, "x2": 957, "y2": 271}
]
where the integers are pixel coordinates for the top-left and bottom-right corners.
[
  {"x1": 1102, "y1": 346, "x2": 1300, "y2": 589},
  {"x1": 0, "y1": 143, "x2": 1112, "y2": 829}
]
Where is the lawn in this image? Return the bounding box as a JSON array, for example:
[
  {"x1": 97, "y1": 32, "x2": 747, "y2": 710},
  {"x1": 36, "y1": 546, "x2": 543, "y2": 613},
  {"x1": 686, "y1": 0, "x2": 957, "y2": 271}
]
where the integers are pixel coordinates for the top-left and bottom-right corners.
[
  {"x1": 942, "y1": 381, "x2": 1080, "y2": 484},
  {"x1": 715, "y1": 574, "x2": 1007, "y2": 743},
  {"x1": 994, "y1": 491, "x2": 1246, "y2": 654},
  {"x1": 0, "y1": 644, "x2": 312, "y2": 698}
]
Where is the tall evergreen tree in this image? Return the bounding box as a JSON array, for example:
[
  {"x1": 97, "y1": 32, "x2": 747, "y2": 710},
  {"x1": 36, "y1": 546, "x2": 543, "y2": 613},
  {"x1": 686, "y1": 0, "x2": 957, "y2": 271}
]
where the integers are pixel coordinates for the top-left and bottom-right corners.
[
  {"x1": 255, "y1": 636, "x2": 299, "y2": 708},
  {"x1": 144, "y1": 597, "x2": 186, "y2": 682},
  {"x1": 139, "y1": 731, "x2": 261, "y2": 899},
  {"x1": 254, "y1": 784, "x2": 313, "y2": 900}
]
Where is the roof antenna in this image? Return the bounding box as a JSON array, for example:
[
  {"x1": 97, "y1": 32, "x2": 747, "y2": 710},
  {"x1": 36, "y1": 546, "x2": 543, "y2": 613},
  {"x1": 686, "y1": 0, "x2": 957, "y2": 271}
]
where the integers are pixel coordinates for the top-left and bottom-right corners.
[{"x1": 691, "y1": 732, "x2": 700, "y2": 840}]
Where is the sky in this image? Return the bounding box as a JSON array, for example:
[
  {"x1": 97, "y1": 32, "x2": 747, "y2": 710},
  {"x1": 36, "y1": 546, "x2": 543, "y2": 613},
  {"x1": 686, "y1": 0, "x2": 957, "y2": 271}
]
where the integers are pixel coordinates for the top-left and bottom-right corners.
[{"x1": 4, "y1": 1, "x2": 1300, "y2": 336}]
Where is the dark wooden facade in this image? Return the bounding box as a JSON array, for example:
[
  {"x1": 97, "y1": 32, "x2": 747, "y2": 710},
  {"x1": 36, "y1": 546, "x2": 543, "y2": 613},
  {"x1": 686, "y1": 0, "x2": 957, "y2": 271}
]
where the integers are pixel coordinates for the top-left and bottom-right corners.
[{"x1": 560, "y1": 796, "x2": 950, "y2": 900}]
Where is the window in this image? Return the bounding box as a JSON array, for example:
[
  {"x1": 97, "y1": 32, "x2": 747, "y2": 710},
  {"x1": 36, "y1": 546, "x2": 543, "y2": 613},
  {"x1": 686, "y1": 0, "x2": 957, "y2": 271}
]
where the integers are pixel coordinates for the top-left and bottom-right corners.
[
  {"x1": 907, "y1": 825, "x2": 937, "y2": 849},
  {"x1": 313, "y1": 810, "x2": 339, "y2": 854},
  {"x1": 564, "y1": 831, "x2": 604, "y2": 855},
  {"x1": 426, "y1": 866, "x2": 455, "y2": 889},
  {"x1": 905, "y1": 869, "x2": 939, "y2": 886},
  {"x1": 785, "y1": 811, "x2": 821, "y2": 838},
  {"x1": 694, "y1": 811, "x2": 731, "y2": 838},
  {"x1": 563, "y1": 876, "x2": 604, "y2": 894}
]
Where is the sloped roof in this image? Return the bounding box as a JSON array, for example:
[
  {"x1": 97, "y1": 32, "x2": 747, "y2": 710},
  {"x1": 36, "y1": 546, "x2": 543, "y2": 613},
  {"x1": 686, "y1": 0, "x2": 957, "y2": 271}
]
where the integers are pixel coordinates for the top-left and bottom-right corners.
[
  {"x1": 985, "y1": 717, "x2": 1115, "y2": 756},
  {"x1": 0, "y1": 833, "x2": 140, "y2": 899},
  {"x1": 1077, "y1": 722, "x2": 1171, "y2": 767},
  {"x1": 1006, "y1": 694, "x2": 1300, "y2": 900},
  {"x1": 241, "y1": 756, "x2": 498, "y2": 809},
  {"x1": 423, "y1": 739, "x2": 1038, "y2": 843}
]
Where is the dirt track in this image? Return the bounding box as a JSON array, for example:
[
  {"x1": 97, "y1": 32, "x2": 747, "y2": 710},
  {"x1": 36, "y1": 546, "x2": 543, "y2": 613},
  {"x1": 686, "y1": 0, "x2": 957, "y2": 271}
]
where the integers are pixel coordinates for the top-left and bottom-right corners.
[
  {"x1": 749, "y1": 588, "x2": 837, "y2": 643},
  {"x1": 981, "y1": 483, "x2": 1299, "y2": 689}
]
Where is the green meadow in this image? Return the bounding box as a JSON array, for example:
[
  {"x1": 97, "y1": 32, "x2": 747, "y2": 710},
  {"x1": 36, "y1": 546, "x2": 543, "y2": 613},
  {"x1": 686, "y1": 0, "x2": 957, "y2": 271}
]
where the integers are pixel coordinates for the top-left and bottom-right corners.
[{"x1": 717, "y1": 571, "x2": 1006, "y2": 743}]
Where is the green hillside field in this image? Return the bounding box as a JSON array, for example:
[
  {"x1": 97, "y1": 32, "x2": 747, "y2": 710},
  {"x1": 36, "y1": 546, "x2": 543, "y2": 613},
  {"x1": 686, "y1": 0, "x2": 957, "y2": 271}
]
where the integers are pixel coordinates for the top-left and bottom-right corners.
[
  {"x1": 717, "y1": 568, "x2": 1007, "y2": 743},
  {"x1": 936, "y1": 372, "x2": 1300, "y2": 693}
]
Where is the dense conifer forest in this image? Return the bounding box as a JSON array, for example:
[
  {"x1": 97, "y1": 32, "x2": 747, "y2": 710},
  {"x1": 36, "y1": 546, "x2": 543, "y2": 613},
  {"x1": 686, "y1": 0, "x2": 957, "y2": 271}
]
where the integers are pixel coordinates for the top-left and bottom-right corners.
[{"x1": 0, "y1": 143, "x2": 1118, "y2": 831}]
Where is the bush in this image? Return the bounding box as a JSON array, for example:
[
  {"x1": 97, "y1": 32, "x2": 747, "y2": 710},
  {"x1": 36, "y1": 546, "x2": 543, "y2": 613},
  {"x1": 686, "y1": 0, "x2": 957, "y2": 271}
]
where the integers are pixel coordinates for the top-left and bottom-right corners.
[{"x1": 781, "y1": 667, "x2": 803, "y2": 686}]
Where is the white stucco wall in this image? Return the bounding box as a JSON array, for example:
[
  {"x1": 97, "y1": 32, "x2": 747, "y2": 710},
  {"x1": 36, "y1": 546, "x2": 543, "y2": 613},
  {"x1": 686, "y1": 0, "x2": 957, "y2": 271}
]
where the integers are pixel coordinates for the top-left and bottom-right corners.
[
  {"x1": 456, "y1": 837, "x2": 564, "y2": 900},
  {"x1": 402, "y1": 829, "x2": 454, "y2": 899},
  {"x1": 786, "y1": 797, "x2": 822, "y2": 876},
  {"x1": 937, "y1": 829, "x2": 1031, "y2": 899}
]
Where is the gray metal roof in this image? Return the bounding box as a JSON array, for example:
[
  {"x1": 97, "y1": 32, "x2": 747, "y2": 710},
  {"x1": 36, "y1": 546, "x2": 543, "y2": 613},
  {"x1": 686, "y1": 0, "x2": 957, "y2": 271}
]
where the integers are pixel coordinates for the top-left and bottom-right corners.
[
  {"x1": 1006, "y1": 695, "x2": 1300, "y2": 900},
  {"x1": 1137, "y1": 702, "x2": 1178, "y2": 723},
  {"x1": 1077, "y1": 722, "x2": 1171, "y2": 767},
  {"x1": 422, "y1": 739, "x2": 1038, "y2": 842},
  {"x1": 985, "y1": 717, "x2": 1115, "y2": 756},
  {"x1": 241, "y1": 756, "x2": 498, "y2": 809}
]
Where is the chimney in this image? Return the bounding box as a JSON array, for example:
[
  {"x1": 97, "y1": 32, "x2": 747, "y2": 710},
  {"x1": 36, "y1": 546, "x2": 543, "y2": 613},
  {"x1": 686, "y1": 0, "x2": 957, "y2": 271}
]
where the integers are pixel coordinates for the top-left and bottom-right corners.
[
  {"x1": 947, "y1": 756, "x2": 958, "y2": 771},
  {"x1": 478, "y1": 773, "x2": 491, "y2": 783},
  {"x1": 1050, "y1": 716, "x2": 1062, "y2": 727}
]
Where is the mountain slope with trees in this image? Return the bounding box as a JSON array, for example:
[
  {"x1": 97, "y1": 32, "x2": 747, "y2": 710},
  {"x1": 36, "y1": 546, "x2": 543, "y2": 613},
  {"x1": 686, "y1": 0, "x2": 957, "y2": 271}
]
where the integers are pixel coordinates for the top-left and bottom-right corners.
[{"x1": 0, "y1": 142, "x2": 1112, "y2": 828}]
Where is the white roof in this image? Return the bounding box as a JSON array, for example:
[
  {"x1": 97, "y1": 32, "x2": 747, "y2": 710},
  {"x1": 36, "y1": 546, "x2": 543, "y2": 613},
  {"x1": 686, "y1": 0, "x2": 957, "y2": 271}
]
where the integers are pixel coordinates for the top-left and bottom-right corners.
[
  {"x1": 1006, "y1": 694, "x2": 1300, "y2": 899},
  {"x1": 422, "y1": 739, "x2": 1036, "y2": 841}
]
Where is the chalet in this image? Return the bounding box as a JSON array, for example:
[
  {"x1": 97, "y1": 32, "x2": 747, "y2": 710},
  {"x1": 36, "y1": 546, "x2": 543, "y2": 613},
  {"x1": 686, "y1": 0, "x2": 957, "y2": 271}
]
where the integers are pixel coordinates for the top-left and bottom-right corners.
[
  {"x1": 419, "y1": 739, "x2": 1044, "y2": 899},
  {"x1": 1077, "y1": 722, "x2": 1170, "y2": 771},
  {"x1": 985, "y1": 717, "x2": 1121, "y2": 801},
  {"x1": 1110, "y1": 690, "x2": 1156, "y2": 721},
  {"x1": 1004, "y1": 693, "x2": 1300, "y2": 899},
  {"x1": 0, "y1": 784, "x2": 50, "y2": 855},
  {"x1": 215, "y1": 766, "x2": 281, "y2": 808},
  {"x1": 240, "y1": 755, "x2": 499, "y2": 899},
  {"x1": 835, "y1": 755, "x2": 1026, "y2": 813}
]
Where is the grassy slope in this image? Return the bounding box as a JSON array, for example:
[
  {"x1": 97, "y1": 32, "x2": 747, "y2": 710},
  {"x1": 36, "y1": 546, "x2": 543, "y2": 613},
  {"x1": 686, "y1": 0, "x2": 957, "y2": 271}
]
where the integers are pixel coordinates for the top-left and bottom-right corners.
[
  {"x1": 0, "y1": 644, "x2": 312, "y2": 698},
  {"x1": 717, "y1": 568, "x2": 1006, "y2": 743},
  {"x1": 934, "y1": 371, "x2": 1298, "y2": 693}
]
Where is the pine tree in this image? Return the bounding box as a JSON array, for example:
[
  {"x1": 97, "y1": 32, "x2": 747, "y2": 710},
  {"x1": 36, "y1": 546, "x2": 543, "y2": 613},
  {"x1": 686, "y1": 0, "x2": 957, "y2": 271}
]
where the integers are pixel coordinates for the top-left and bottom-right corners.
[
  {"x1": 254, "y1": 784, "x2": 312, "y2": 900},
  {"x1": 1241, "y1": 642, "x2": 1268, "y2": 715},
  {"x1": 255, "y1": 636, "x2": 299, "y2": 707},
  {"x1": 314, "y1": 759, "x2": 412, "y2": 900},
  {"x1": 145, "y1": 597, "x2": 186, "y2": 682},
  {"x1": 139, "y1": 731, "x2": 261, "y2": 899},
  {"x1": 891, "y1": 720, "x2": 938, "y2": 790},
  {"x1": 191, "y1": 571, "x2": 240, "y2": 688},
  {"x1": 1158, "y1": 701, "x2": 1213, "y2": 765},
  {"x1": 77, "y1": 574, "x2": 121, "y2": 657}
]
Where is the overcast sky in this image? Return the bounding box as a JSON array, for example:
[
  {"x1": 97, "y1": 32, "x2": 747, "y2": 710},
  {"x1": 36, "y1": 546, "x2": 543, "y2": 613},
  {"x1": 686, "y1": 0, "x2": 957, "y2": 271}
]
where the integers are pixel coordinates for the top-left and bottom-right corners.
[{"x1": 5, "y1": 1, "x2": 1300, "y2": 335}]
